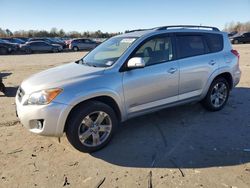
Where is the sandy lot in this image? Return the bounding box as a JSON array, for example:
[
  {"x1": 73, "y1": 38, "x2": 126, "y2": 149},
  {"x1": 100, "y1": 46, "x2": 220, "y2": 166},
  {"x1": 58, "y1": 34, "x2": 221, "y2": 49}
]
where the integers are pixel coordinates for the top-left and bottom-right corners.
[{"x1": 0, "y1": 46, "x2": 250, "y2": 188}]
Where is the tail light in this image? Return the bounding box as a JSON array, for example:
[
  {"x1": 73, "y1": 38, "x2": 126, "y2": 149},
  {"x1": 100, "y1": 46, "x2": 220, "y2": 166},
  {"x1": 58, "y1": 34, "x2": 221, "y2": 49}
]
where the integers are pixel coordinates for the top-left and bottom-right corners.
[
  {"x1": 231, "y1": 49, "x2": 239, "y2": 58},
  {"x1": 231, "y1": 49, "x2": 240, "y2": 67}
]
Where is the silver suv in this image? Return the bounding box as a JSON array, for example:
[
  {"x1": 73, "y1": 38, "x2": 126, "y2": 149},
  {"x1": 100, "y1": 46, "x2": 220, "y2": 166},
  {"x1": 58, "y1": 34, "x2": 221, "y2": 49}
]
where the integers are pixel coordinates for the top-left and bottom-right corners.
[{"x1": 16, "y1": 25, "x2": 241, "y2": 152}]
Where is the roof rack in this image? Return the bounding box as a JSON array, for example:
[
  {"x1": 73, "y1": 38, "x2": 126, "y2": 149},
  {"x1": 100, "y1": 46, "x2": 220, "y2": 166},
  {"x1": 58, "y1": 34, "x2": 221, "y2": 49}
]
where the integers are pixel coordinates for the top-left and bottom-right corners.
[
  {"x1": 156, "y1": 25, "x2": 220, "y2": 31},
  {"x1": 125, "y1": 29, "x2": 148, "y2": 33}
]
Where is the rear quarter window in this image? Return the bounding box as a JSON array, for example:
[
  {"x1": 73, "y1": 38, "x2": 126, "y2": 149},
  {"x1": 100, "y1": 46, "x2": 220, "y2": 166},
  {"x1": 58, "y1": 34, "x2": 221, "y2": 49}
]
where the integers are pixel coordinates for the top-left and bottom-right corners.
[
  {"x1": 176, "y1": 35, "x2": 206, "y2": 58},
  {"x1": 205, "y1": 33, "x2": 223, "y2": 53}
]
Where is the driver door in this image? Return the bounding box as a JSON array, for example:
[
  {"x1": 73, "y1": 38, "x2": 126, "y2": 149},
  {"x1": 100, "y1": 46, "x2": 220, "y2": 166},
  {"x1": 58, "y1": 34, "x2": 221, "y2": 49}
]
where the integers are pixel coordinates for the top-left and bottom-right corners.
[{"x1": 122, "y1": 35, "x2": 179, "y2": 117}]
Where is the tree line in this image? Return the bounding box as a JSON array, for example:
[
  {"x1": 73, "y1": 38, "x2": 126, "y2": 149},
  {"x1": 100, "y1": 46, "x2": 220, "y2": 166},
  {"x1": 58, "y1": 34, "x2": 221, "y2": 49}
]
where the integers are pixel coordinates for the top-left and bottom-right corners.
[
  {"x1": 0, "y1": 27, "x2": 122, "y2": 38},
  {"x1": 224, "y1": 21, "x2": 250, "y2": 33},
  {"x1": 1, "y1": 21, "x2": 250, "y2": 38}
]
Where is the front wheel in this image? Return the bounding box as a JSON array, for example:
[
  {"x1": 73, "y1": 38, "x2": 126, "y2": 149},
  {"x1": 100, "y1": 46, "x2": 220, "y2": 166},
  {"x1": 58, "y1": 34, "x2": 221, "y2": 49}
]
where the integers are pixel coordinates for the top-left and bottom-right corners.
[
  {"x1": 202, "y1": 77, "x2": 230, "y2": 111},
  {"x1": 65, "y1": 101, "x2": 118, "y2": 153}
]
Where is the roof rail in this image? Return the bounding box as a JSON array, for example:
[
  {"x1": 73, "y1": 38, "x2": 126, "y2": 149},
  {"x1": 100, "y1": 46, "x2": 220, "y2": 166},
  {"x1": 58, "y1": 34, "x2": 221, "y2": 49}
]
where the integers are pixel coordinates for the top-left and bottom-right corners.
[
  {"x1": 156, "y1": 25, "x2": 220, "y2": 31},
  {"x1": 125, "y1": 29, "x2": 147, "y2": 33}
]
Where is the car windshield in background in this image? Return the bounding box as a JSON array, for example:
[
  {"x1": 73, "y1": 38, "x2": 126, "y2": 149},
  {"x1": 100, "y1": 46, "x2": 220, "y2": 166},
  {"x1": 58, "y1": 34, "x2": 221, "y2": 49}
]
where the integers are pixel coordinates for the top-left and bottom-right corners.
[{"x1": 80, "y1": 37, "x2": 137, "y2": 67}]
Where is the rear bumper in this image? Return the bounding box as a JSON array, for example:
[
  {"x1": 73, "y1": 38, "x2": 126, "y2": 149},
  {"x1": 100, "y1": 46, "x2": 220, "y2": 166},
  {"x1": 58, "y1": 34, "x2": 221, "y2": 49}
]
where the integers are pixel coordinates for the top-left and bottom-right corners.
[{"x1": 233, "y1": 69, "x2": 241, "y2": 87}]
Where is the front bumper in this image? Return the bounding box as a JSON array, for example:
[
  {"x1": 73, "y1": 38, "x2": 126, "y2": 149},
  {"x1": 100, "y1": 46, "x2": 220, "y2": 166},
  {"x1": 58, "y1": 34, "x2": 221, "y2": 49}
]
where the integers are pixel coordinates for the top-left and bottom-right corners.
[{"x1": 15, "y1": 94, "x2": 68, "y2": 137}]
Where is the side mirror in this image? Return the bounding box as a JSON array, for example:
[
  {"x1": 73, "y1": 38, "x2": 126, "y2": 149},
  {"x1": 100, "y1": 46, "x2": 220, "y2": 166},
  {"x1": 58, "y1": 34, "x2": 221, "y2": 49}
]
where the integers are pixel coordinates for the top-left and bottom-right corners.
[{"x1": 127, "y1": 57, "x2": 145, "y2": 69}]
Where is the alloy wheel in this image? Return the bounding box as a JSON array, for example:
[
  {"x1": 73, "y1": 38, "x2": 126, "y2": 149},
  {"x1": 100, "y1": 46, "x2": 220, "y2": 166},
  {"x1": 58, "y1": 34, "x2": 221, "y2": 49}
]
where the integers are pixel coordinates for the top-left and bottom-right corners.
[
  {"x1": 78, "y1": 111, "x2": 112, "y2": 147},
  {"x1": 210, "y1": 82, "x2": 228, "y2": 108}
]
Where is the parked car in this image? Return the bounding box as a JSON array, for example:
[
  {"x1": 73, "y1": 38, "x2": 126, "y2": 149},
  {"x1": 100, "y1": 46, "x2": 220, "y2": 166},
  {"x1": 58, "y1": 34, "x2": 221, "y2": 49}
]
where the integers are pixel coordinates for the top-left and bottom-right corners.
[
  {"x1": 0, "y1": 39, "x2": 19, "y2": 54},
  {"x1": 231, "y1": 32, "x2": 250, "y2": 44},
  {"x1": 0, "y1": 44, "x2": 10, "y2": 55},
  {"x1": 19, "y1": 41, "x2": 63, "y2": 53},
  {"x1": 16, "y1": 25, "x2": 241, "y2": 153},
  {"x1": 28, "y1": 38, "x2": 66, "y2": 48},
  {"x1": 68, "y1": 38, "x2": 99, "y2": 51},
  {"x1": 16, "y1": 37, "x2": 30, "y2": 43},
  {"x1": 1, "y1": 38, "x2": 26, "y2": 44},
  {"x1": 228, "y1": 31, "x2": 238, "y2": 38}
]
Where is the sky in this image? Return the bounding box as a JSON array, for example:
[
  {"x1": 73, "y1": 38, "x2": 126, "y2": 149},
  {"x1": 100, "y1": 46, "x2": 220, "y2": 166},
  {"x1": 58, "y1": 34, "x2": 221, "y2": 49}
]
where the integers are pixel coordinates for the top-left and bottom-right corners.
[{"x1": 1, "y1": 0, "x2": 250, "y2": 33}]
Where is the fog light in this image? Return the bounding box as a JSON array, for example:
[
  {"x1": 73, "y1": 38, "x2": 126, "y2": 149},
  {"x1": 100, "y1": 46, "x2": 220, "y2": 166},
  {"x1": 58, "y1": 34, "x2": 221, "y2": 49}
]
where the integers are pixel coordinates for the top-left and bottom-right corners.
[{"x1": 36, "y1": 120, "x2": 44, "y2": 130}]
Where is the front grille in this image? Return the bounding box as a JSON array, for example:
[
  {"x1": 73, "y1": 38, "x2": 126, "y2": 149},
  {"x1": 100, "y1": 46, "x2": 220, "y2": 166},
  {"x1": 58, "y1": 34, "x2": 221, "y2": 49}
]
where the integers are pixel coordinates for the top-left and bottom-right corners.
[{"x1": 17, "y1": 87, "x2": 25, "y2": 102}]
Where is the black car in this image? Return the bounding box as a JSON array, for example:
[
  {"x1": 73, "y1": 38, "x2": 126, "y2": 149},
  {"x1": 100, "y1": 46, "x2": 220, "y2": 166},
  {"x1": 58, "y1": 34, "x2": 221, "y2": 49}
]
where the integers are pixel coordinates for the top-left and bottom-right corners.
[
  {"x1": 20, "y1": 41, "x2": 63, "y2": 53},
  {"x1": 1, "y1": 38, "x2": 26, "y2": 44},
  {"x1": 28, "y1": 38, "x2": 66, "y2": 48},
  {"x1": 16, "y1": 37, "x2": 30, "y2": 42},
  {"x1": 231, "y1": 32, "x2": 250, "y2": 44},
  {"x1": 0, "y1": 39, "x2": 19, "y2": 54},
  {"x1": 0, "y1": 44, "x2": 10, "y2": 55}
]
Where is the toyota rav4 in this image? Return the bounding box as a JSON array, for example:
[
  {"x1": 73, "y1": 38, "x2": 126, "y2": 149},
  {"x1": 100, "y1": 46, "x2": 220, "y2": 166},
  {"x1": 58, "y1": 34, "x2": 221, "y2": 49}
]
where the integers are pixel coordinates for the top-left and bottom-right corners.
[{"x1": 16, "y1": 25, "x2": 241, "y2": 152}]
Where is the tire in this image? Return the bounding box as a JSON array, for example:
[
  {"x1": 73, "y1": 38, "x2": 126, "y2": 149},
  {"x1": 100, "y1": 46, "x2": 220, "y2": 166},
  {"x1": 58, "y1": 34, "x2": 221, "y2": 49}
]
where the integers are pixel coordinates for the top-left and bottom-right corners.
[
  {"x1": 233, "y1": 39, "x2": 239, "y2": 44},
  {"x1": 65, "y1": 101, "x2": 118, "y2": 153},
  {"x1": 202, "y1": 77, "x2": 230, "y2": 111},
  {"x1": 72, "y1": 46, "x2": 79, "y2": 52}
]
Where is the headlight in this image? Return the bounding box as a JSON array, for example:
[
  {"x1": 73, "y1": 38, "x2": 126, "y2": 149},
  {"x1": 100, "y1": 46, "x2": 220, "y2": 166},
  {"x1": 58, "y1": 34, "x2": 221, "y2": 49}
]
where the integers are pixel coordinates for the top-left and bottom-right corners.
[{"x1": 26, "y1": 88, "x2": 62, "y2": 105}]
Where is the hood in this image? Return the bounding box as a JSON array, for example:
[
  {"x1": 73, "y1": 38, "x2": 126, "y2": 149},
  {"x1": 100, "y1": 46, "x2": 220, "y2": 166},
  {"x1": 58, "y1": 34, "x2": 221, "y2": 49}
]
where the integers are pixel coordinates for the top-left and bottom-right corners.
[
  {"x1": 52, "y1": 44, "x2": 62, "y2": 47},
  {"x1": 21, "y1": 62, "x2": 105, "y2": 94}
]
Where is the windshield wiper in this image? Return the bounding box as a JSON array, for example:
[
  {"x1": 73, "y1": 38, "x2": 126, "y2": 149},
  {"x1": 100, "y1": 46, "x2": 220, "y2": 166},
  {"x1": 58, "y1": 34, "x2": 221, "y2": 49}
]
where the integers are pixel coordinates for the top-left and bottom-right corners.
[{"x1": 82, "y1": 60, "x2": 97, "y2": 67}]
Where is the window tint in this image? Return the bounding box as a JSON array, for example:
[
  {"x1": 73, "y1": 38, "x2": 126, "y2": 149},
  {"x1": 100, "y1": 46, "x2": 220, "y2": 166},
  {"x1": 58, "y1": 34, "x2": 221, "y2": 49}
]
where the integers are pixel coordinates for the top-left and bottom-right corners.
[
  {"x1": 133, "y1": 36, "x2": 173, "y2": 66},
  {"x1": 31, "y1": 42, "x2": 41, "y2": 46},
  {"x1": 85, "y1": 39, "x2": 92, "y2": 43},
  {"x1": 176, "y1": 35, "x2": 206, "y2": 58},
  {"x1": 205, "y1": 33, "x2": 223, "y2": 53},
  {"x1": 245, "y1": 33, "x2": 250, "y2": 37}
]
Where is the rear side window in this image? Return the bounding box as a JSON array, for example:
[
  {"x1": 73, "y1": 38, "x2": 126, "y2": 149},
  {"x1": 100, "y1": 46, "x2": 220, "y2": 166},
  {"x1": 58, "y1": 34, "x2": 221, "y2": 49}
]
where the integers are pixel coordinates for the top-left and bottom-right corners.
[
  {"x1": 205, "y1": 34, "x2": 223, "y2": 53},
  {"x1": 176, "y1": 35, "x2": 206, "y2": 58}
]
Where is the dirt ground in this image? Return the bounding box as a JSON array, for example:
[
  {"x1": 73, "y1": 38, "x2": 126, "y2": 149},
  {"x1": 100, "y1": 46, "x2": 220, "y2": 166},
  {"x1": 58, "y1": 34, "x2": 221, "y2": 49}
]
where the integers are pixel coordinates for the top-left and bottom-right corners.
[{"x1": 0, "y1": 45, "x2": 250, "y2": 188}]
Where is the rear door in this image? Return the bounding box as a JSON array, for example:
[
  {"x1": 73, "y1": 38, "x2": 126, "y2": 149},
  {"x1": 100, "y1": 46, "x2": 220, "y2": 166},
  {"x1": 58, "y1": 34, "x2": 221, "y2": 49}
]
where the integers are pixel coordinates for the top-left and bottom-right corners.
[
  {"x1": 122, "y1": 34, "x2": 179, "y2": 116},
  {"x1": 175, "y1": 33, "x2": 222, "y2": 100},
  {"x1": 79, "y1": 39, "x2": 88, "y2": 50},
  {"x1": 85, "y1": 39, "x2": 97, "y2": 49},
  {"x1": 30, "y1": 42, "x2": 41, "y2": 51},
  {"x1": 245, "y1": 33, "x2": 250, "y2": 43}
]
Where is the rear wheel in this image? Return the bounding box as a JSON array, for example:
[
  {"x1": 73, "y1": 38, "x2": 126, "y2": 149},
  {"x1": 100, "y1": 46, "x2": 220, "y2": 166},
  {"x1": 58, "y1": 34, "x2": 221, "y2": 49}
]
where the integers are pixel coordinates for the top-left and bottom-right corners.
[
  {"x1": 72, "y1": 46, "x2": 79, "y2": 52},
  {"x1": 202, "y1": 77, "x2": 230, "y2": 111},
  {"x1": 233, "y1": 39, "x2": 239, "y2": 44},
  {"x1": 65, "y1": 101, "x2": 118, "y2": 153}
]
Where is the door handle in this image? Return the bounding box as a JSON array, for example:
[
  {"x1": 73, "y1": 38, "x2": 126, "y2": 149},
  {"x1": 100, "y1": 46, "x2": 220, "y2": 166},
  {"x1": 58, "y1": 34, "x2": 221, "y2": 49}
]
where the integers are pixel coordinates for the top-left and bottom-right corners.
[
  {"x1": 168, "y1": 68, "x2": 177, "y2": 74},
  {"x1": 208, "y1": 60, "x2": 216, "y2": 66}
]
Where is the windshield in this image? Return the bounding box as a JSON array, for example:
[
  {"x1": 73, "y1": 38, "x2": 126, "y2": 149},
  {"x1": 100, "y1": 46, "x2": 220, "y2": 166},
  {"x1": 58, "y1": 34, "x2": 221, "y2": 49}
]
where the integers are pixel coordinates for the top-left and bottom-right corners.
[{"x1": 80, "y1": 37, "x2": 137, "y2": 67}]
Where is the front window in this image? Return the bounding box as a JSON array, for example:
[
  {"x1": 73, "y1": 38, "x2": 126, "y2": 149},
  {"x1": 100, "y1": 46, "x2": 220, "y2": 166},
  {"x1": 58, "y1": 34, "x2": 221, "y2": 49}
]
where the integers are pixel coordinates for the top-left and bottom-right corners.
[
  {"x1": 133, "y1": 36, "x2": 173, "y2": 66},
  {"x1": 80, "y1": 37, "x2": 137, "y2": 67}
]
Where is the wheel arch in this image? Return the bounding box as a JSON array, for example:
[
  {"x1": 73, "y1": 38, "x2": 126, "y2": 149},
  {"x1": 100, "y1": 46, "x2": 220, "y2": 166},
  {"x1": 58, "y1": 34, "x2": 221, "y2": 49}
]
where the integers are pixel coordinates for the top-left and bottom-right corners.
[
  {"x1": 63, "y1": 95, "x2": 123, "y2": 132},
  {"x1": 201, "y1": 71, "x2": 233, "y2": 100},
  {"x1": 213, "y1": 72, "x2": 233, "y2": 90}
]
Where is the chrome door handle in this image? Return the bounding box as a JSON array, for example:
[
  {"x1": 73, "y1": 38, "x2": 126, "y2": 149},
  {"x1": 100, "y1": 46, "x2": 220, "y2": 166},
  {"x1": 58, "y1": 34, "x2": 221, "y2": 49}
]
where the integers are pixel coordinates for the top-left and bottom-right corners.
[
  {"x1": 168, "y1": 68, "x2": 177, "y2": 74},
  {"x1": 209, "y1": 60, "x2": 216, "y2": 66}
]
